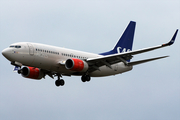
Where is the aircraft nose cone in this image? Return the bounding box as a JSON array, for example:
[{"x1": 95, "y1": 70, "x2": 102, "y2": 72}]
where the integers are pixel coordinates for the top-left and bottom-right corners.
[
  {"x1": 2, "y1": 48, "x2": 7, "y2": 57},
  {"x1": 2, "y1": 48, "x2": 16, "y2": 62},
  {"x1": 2, "y1": 48, "x2": 10, "y2": 59}
]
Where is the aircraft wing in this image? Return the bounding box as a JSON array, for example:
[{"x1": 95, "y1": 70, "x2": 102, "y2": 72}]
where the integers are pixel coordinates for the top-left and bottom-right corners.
[{"x1": 86, "y1": 29, "x2": 178, "y2": 70}]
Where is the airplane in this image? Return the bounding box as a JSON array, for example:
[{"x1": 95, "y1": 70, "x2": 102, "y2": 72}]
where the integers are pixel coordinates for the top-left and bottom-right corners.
[{"x1": 2, "y1": 21, "x2": 178, "y2": 87}]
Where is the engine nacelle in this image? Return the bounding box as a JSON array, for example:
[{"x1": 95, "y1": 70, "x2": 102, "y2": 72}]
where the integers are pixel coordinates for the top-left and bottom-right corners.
[
  {"x1": 65, "y1": 58, "x2": 89, "y2": 72},
  {"x1": 21, "y1": 66, "x2": 44, "y2": 80}
]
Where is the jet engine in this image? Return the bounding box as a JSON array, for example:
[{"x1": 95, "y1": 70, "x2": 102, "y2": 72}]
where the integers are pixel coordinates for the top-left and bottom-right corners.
[
  {"x1": 65, "y1": 58, "x2": 89, "y2": 72},
  {"x1": 20, "y1": 66, "x2": 44, "y2": 80}
]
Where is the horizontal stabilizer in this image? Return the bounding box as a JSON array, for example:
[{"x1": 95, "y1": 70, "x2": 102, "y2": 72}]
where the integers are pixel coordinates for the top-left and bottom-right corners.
[{"x1": 128, "y1": 56, "x2": 169, "y2": 66}]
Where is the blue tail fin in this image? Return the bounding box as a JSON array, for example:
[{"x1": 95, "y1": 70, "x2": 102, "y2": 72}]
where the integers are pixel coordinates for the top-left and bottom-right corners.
[{"x1": 100, "y1": 21, "x2": 136, "y2": 55}]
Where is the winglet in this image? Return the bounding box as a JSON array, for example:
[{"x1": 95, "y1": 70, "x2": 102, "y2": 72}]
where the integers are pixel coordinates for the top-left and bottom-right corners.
[{"x1": 162, "y1": 29, "x2": 178, "y2": 46}]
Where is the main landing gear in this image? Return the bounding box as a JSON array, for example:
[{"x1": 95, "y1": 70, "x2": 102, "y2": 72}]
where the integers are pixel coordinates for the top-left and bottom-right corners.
[
  {"x1": 55, "y1": 74, "x2": 91, "y2": 87},
  {"x1": 55, "y1": 75, "x2": 65, "y2": 87},
  {"x1": 81, "y1": 74, "x2": 91, "y2": 82}
]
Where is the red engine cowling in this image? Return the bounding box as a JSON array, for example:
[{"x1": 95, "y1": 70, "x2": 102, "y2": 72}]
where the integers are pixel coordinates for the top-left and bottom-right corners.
[
  {"x1": 21, "y1": 66, "x2": 44, "y2": 80},
  {"x1": 65, "y1": 58, "x2": 89, "y2": 72}
]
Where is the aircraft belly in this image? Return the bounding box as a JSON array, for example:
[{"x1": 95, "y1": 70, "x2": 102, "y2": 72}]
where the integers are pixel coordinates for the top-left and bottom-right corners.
[{"x1": 50, "y1": 65, "x2": 73, "y2": 74}]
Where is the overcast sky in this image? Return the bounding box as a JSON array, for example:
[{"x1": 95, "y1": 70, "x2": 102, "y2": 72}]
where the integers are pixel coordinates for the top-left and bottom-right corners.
[{"x1": 0, "y1": 0, "x2": 180, "y2": 120}]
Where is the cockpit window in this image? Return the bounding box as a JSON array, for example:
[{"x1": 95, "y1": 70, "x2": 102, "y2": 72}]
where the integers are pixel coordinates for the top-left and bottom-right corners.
[
  {"x1": 15, "y1": 45, "x2": 21, "y2": 48},
  {"x1": 9, "y1": 45, "x2": 21, "y2": 48},
  {"x1": 10, "y1": 46, "x2": 15, "y2": 48}
]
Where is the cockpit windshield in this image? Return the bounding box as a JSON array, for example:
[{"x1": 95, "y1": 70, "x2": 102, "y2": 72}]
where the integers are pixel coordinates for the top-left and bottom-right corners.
[{"x1": 9, "y1": 45, "x2": 21, "y2": 48}]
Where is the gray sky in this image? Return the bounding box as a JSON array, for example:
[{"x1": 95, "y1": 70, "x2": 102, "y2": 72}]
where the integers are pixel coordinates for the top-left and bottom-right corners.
[{"x1": 0, "y1": 0, "x2": 180, "y2": 120}]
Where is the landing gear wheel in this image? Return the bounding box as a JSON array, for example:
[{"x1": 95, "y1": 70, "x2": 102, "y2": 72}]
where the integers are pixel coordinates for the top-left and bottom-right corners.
[
  {"x1": 55, "y1": 79, "x2": 65, "y2": 87},
  {"x1": 18, "y1": 70, "x2": 21, "y2": 74},
  {"x1": 81, "y1": 75, "x2": 86, "y2": 82},
  {"x1": 60, "y1": 79, "x2": 65, "y2": 86},
  {"x1": 55, "y1": 80, "x2": 61, "y2": 87},
  {"x1": 86, "y1": 75, "x2": 91, "y2": 82},
  {"x1": 81, "y1": 75, "x2": 91, "y2": 82}
]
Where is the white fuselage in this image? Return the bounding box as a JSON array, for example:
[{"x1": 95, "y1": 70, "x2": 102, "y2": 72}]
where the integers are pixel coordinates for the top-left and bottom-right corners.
[{"x1": 2, "y1": 42, "x2": 133, "y2": 77}]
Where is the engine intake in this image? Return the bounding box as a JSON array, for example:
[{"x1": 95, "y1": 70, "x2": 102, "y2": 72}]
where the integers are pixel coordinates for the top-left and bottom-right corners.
[
  {"x1": 21, "y1": 66, "x2": 44, "y2": 80},
  {"x1": 65, "y1": 58, "x2": 88, "y2": 72}
]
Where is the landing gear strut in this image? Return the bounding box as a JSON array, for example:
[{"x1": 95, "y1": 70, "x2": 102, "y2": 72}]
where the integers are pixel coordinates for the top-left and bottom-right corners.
[
  {"x1": 55, "y1": 75, "x2": 65, "y2": 87},
  {"x1": 81, "y1": 74, "x2": 91, "y2": 82}
]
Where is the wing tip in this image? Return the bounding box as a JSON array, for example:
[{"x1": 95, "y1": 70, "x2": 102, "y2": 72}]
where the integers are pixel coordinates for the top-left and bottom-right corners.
[{"x1": 162, "y1": 29, "x2": 178, "y2": 46}]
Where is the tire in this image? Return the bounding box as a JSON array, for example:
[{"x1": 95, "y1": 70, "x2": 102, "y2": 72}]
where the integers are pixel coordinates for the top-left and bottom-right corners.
[
  {"x1": 81, "y1": 75, "x2": 86, "y2": 82},
  {"x1": 55, "y1": 80, "x2": 61, "y2": 87},
  {"x1": 86, "y1": 75, "x2": 91, "y2": 82},
  {"x1": 81, "y1": 75, "x2": 91, "y2": 82},
  {"x1": 60, "y1": 79, "x2": 65, "y2": 86}
]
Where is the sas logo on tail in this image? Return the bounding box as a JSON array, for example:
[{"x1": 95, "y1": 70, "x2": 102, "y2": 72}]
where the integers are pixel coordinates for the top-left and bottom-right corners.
[{"x1": 117, "y1": 47, "x2": 131, "y2": 53}]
